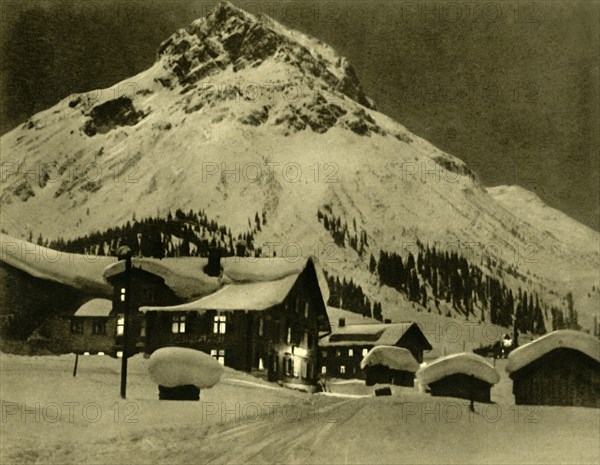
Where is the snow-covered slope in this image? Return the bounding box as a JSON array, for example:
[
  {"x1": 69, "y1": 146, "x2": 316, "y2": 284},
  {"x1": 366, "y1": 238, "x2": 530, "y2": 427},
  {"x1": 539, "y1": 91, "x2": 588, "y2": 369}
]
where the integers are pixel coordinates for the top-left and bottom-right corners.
[{"x1": 0, "y1": 2, "x2": 598, "y2": 328}]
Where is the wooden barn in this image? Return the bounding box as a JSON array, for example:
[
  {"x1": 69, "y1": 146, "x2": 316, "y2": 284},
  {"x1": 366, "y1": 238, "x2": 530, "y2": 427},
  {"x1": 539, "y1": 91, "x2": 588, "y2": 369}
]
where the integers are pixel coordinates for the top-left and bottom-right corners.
[
  {"x1": 417, "y1": 352, "x2": 500, "y2": 403},
  {"x1": 360, "y1": 346, "x2": 420, "y2": 387},
  {"x1": 319, "y1": 320, "x2": 432, "y2": 379},
  {"x1": 140, "y1": 257, "x2": 331, "y2": 390},
  {"x1": 506, "y1": 330, "x2": 600, "y2": 408}
]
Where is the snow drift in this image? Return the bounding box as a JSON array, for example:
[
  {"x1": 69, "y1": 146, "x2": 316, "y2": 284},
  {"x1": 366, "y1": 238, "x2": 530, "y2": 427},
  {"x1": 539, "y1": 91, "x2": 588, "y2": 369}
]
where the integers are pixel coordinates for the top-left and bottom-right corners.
[
  {"x1": 417, "y1": 352, "x2": 500, "y2": 386},
  {"x1": 148, "y1": 347, "x2": 224, "y2": 388},
  {"x1": 506, "y1": 330, "x2": 600, "y2": 374},
  {"x1": 360, "y1": 346, "x2": 420, "y2": 372}
]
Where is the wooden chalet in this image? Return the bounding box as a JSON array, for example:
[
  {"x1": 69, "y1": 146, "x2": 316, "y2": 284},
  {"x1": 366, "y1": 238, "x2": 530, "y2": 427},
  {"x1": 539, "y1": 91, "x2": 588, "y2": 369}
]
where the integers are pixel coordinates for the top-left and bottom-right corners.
[
  {"x1": 506, "y1": 330, "x2": 600, "y2": 408},
  {"x1": 319, "y1": 320, "x2": 432, "y2": 379},
  {"x1": 139, "y1": 257, "x2": 331, "y2": 390},
  {"x1": 416, "y1": 352, "x2": 500, "y2": 403}
]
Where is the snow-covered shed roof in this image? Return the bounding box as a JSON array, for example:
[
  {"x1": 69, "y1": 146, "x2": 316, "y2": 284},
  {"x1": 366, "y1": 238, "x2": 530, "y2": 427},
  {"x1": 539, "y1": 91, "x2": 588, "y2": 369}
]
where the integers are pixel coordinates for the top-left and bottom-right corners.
[
  {"x1": 320, "y1": 322, "x2": 432, "y2": 349},
  {"x1": 73, "y1": 298, "x2": 113, "y2": 317},
  {"x1": 506, "y1": 330, "x2": 600, "y2": 374},
  {"x1": 360, "y1": 346, "x2": 420, "y2": 372},
  {"x1": 416, "y1": 352, "x2": 500, "y2": 386},
  {"x1": 140, "y1": 274, "x2": 299, "y2": 312}
]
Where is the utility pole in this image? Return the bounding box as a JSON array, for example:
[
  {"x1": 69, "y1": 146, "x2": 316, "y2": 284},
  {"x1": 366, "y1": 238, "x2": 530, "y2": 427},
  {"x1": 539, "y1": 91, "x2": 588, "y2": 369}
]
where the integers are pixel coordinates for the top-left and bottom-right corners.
[{"x1": 118, "y1": 246, "x2": 132, "y2": 399}]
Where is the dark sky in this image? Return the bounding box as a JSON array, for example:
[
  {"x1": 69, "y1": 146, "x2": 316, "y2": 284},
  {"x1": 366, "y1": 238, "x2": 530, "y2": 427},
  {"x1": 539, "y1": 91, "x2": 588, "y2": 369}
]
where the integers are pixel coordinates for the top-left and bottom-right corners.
[{"x1": 1, "y1": 0, "x2": 598, "y2": 230}]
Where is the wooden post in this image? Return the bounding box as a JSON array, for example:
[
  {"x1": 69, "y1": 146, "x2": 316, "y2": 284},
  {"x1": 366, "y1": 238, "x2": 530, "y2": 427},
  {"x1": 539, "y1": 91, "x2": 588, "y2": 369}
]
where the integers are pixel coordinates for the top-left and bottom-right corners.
[
  {"x1": 120, "y1": 251, "x2": 132, "y2": 399},
  {"x1": 72, "y1": 354, "x2": 79, "y2": 377}
]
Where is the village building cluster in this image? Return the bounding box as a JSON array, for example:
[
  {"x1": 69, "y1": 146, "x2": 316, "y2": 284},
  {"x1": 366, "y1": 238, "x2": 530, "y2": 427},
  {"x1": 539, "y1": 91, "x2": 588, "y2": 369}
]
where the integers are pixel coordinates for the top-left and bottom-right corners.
[{"x1": 1, "y1": 234, "x2": 598, "y2": 407}]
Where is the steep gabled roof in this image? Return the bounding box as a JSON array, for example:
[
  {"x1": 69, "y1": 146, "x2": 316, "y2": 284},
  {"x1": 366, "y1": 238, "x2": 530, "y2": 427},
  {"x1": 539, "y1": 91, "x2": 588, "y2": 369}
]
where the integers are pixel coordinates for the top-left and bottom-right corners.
[
  {"x1": 506, "y1": 330, "x2": 600, "y2": 374},
  {"x1": 140, "y1": 274, "x2": 298, "y2": 312},
  {"x1": 416, "y1": 352, "x2": 500, "y2": 386},
  {"x1": 74, "y1": 298, "x2": 113, "y2": 317},
  {"x1": 320, "y1": 322, "x2": 432, "y2": 349}
]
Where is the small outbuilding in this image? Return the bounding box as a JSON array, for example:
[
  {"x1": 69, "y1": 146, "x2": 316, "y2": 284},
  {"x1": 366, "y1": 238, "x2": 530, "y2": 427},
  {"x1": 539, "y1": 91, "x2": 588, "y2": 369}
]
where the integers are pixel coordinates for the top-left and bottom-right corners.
[
  {"x1": 360, "y1": 346, "x2": 420, "y2": 387},
  {"x1": 506, "y1": 330, "x2": 600, "y2": 408},
  {"x1": 417, "y1": 352, "x2": 500, "y2": 403}
]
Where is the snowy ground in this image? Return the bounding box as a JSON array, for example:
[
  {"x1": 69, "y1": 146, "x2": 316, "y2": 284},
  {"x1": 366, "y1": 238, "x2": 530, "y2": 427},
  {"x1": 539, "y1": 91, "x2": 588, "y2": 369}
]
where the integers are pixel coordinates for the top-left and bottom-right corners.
[{"x1": 1, "y1": 354, "x2": 598, "y2": 465}]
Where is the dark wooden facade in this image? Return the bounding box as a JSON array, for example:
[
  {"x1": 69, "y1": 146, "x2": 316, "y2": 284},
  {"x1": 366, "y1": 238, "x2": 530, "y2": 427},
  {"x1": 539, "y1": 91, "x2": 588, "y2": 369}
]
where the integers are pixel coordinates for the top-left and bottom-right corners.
[
  {"x1": 321, "y1": 323, "x2": 431, "y2": 379},
  {"x1": 105, "y1": 267, "x2": 181, "y2": 356},
  {"x1": 510, "y1": 348, "x2": 600, "y2": 408},
  {"x1": 364, "y1": 365, "x2": 415, "y2": 387},
  {"x1": 428, "y1": 373, "x2": 493, "y2": 403},
  {"x1": 144, "y1": 262, "x2": 330, "y2": 388}
]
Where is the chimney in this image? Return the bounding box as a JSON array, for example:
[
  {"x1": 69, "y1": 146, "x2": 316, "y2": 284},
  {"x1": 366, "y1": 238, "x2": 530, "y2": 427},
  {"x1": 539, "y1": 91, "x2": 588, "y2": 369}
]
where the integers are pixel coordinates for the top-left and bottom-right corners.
[
  {"x1": 338, "y1": 318, "x2": 345, "y2": 328},
  {"x1": 204, "y1": 247, "x2": 222, "y2": 277}
]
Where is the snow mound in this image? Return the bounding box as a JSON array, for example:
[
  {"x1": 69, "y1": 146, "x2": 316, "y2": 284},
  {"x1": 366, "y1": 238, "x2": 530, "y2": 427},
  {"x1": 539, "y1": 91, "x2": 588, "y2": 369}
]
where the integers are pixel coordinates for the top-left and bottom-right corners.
[
  {"x1": 417, "y1": 352, "x2": 500, "y2": 386},
  {"x1": 506, "y1": 330, "x2": 600, "y2": 374},
  {"x1": 360, "y1": 346, "x2": 420, "y2": 372},
  {"x1": 148, "y1": 347, "x2": 224, "y2": 388}
]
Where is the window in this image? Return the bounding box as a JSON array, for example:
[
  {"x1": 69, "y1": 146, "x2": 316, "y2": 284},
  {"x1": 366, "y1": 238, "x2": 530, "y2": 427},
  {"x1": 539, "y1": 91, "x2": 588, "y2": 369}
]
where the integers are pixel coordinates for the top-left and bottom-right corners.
[
  {"x1": 92, "y1": 319, "x2": 106, "y2": 335},
  {"x1": 335, "y1": 349, "x2": 341, "y2": 357},
  {"x1": 321, "y1": 350, "x2": 327, "y2": 358},
  {"x1": 120, "y1": 288, "x2": 126, "y2": 302},
  {"x1": 213, "y1": 315, "x2": 226, "y2": 334},
  {"x1": 172, "y1": 315, "x2": 186, "y2": 334},
  {"x1": 340, "y1": 365, "x2": 346, "y2": 374},
  {"x1": 70, "y1": 319, "x2": 83, "y2": 334},
  {"x1": 348, "y1": 349, "x2": 354, "y2": 357},
  {"x1": 210, "y1": 349, "x2": 225, "y2": 365},
  {"x1": 258, "y1": 318, "x2": 264, "y2": 336},
  {"x1": 321, "y1": 366, "x2": 327, "y2": 374},
  {"x1": 362, "y1": 348, "x2": 368, "y2": 357},
  {"x1": 286, "y1": 358, "x2": 293, "y2": 376},
  {"x1": 259, "y1": 358, "x2": 264, "y2": 370},
  {"x1": 304, "y1": 303, "x2": 309, "y2": 319},
  {"x1": 287, "y1": 327, "x2": 292, "y2": 344},
  {"x1": 116, "y1": 317, "x2": 125, "y2": 336},
  {"x1": 139, "y1": 320, "x2": 146, "y2": 338}
]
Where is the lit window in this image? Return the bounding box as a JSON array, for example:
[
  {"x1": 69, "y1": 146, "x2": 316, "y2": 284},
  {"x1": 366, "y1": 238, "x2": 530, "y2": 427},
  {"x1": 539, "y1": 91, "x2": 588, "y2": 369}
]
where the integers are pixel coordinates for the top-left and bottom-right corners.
[
  {"x1": 120, "y1": 288, "x2": 126, "y2": 302},
  {"x1": 287, "y1": 327, "x2": 292, "y2": 344},
  {"x1": 213, "y1": 315, "x2": 226, "y2": 334},
  {"x1": 294, "y1": 360, "x2": 300, "y2": 377},
  {"x1": 92, "y1": 319, "x2": 106, "y2": 335},
  {"x1": 321, "y1": 366, "x2": 327, "y2": 374},
  {"x1": 335, "y1": 349, "x2": 341, "y2": 357},
  {"x1": 70, "y1": 319, "x2": 83, "y2": 334},
  {"x1": 340, "y1": 365, "x2": 346, "y2": 374},
  {"x1": 304, "y1": 303, "x2": 309, "y2": 318},
  {"x1": 116, "y1": 351, "x2": 123, "y2": 358},
  {"x1": 258, "y1": 318, "x2": 264, "y2": 336},
  {"x1": 321, "y1": 350, "x2": 327, "y2": 358},
  {"x1": 362, "y1": 348, "x2": 368, "y2": 357},
  {"x1": 210, "y1": 349, "x2": 225, "y2": 365},
  {"x1": 116, "y1": 317, "x2": 125, "y2": 336},
  {"x1": 259, "y1": 358, "x2": 264, "y2": 370},
  {"x1": 172, "y1": 315, "x2": 186, "y2": 334},
  {"x1": 98, "y1": 352, "x2": 105, "y2": 356},
  {"x1": 348, "y1": 349, "x2": 354, "y2": 356}
]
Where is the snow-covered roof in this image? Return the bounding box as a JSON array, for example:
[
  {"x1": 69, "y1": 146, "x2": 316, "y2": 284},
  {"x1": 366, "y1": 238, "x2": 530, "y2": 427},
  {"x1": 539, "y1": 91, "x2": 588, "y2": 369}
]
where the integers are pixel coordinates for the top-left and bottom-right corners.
[
  {"x1": 74, "y1": 299, "x2": 113, "y2": 317},
  {"x1": 506, "y1": 330, "x2": 600, "y2": 374},
  {"x1": 326, "y1": 306, "x2": 379, "y2": 326},
  {"x1": 1, "y1": 233, "x2": 114, "y2": 296},
  {"x1": 360, "y1": 346, "x2": 420, "y2": 372},
  {"x1": 320, "y1": 322, "x2": 432, "y2": 349},
  {"x1": 1, "y1": 234, "x2": 329, "y2": 304},
  {"x1": 140, "y1": 274, "x2": 298, "y2": 312},
  {"x1": 416, "y1": 352, "x2": 500, "y2": 386}
]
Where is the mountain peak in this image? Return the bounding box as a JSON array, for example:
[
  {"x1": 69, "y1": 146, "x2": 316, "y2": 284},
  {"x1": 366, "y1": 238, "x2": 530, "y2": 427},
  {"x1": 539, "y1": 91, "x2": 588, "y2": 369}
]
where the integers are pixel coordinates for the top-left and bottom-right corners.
[{"x1": 155, "y1": 1, "x2": 375, "y2": 109}]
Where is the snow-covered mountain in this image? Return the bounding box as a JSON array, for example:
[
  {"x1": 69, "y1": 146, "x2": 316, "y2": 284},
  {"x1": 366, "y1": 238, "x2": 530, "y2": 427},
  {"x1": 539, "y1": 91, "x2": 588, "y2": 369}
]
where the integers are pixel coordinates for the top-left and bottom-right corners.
[{"x1": 1, "y1": 2, "x2": 598, "y2": 328}]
